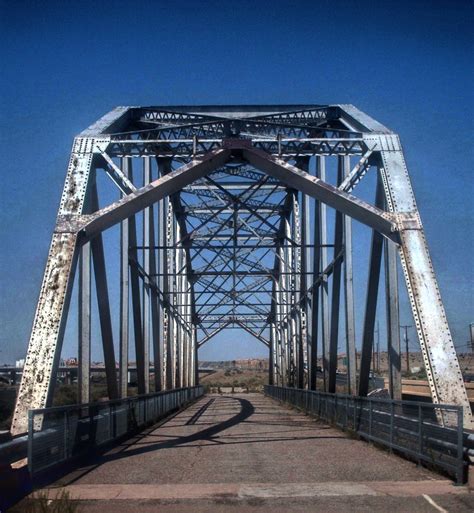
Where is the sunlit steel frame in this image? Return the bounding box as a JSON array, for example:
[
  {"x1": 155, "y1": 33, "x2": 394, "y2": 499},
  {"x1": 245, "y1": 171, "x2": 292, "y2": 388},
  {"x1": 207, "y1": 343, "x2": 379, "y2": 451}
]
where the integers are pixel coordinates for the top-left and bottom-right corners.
[{"x1": 10, "y1": 104, "x2": 472, "y2": 435}]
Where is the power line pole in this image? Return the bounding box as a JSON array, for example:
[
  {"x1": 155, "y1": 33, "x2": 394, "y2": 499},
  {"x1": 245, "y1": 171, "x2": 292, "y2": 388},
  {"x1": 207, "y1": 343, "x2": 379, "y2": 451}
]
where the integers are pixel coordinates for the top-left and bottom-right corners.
[{"x1": 400, "y1": 325, "x2": 413, "y2": 374}]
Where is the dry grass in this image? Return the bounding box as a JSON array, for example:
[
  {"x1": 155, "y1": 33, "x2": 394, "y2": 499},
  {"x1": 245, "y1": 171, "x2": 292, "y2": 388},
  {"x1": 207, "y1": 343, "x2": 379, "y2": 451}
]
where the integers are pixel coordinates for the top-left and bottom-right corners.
[
  {"x1": 200, "y1": 368, "x2": 268, "y2": 391},
  {"x1": 10, "y1": 490, "x2": 79, "y2": 513}
]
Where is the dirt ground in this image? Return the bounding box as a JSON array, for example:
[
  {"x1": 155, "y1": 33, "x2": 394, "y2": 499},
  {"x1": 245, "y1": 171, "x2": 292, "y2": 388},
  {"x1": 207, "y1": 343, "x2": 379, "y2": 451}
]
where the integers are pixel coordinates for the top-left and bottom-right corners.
[{"x1": 200, "y1": 367, "x2": 268, "y2": 391}]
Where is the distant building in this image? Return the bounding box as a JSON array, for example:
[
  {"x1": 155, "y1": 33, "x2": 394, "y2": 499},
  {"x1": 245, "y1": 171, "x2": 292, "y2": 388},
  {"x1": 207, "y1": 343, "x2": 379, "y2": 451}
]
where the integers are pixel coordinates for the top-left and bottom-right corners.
[{"x1": 15, "y1": 359, "x2": 25, "y2": 368}]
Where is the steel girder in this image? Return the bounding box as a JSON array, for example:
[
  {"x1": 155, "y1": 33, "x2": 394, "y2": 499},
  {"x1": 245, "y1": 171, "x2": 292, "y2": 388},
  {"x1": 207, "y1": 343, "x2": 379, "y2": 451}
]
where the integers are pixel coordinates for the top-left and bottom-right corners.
[{"x1": 11, "y1": 104, "x2": 472, "y2": 435}]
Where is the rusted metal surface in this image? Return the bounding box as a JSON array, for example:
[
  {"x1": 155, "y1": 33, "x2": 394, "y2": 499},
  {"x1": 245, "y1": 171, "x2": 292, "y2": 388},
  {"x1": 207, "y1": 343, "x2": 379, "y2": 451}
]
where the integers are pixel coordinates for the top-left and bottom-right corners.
[
  {"x1": 11, "y1": 139, "x2": 95, "y2": 435},
  {"x1": 377, "y1": 140, "x2": 472, "y2": 427}
]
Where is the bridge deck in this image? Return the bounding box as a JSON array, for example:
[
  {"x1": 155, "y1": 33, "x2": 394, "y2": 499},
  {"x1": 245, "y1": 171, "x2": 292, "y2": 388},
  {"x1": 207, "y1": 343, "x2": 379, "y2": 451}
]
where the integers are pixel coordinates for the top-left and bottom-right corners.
[{"x1": 35, "y1": 394, "x2": 471, "y2": 512}]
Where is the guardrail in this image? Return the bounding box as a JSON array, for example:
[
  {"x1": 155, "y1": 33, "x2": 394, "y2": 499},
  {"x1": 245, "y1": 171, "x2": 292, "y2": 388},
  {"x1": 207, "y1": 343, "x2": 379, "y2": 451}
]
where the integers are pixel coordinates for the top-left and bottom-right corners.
[
  {"x1": 28, "y1": 386, "x2": 204, "y2": 477},
  {"x1": 264, "y1": 385, "x2": 465, "y2": 484}
]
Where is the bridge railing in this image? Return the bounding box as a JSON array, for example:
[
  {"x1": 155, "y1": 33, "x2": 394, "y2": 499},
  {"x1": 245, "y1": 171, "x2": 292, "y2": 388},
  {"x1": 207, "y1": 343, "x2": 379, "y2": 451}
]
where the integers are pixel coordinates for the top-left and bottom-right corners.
[
  {"x1": 264, "y1": 385, "x2": 465, "y2": 484},
  {"x1": 27, "y1": 385, "x2": 204, "y2": 477}
]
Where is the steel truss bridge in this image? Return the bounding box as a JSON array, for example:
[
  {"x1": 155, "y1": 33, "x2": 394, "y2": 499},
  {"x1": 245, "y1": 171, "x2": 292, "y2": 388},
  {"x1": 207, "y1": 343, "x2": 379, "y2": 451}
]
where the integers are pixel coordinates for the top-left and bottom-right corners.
[{"x1": 10, "y1": 104, "x2": 473, "y2": 435}]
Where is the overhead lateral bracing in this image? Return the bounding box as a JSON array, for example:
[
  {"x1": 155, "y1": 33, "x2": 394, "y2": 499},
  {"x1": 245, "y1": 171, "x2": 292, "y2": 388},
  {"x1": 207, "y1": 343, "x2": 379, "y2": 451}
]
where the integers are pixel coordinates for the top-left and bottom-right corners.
[{"x1": 10, "y1": 104, "x2": 472, "y2": 435}]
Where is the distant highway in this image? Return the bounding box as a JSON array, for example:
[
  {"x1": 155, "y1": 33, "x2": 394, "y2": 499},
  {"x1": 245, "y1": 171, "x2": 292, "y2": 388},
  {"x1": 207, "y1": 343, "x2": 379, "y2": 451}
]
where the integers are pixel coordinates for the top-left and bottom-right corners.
[
  {"x1": 316, "y1": 371, "x2": 385, "y2": 390},
  {"x1": 0, "y1": 366, "x2": 217, "y2": 384}
]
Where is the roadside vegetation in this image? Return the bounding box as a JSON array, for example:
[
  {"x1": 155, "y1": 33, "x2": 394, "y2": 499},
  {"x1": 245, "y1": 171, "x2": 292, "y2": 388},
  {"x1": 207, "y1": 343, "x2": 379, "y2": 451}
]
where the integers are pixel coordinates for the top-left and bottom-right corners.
[
  {"x1": 10, "y1": 490, "x2": 79, "y2": 513},
  {"x1": 200, "y1": 367, "x2": 268, "y2": 393}
]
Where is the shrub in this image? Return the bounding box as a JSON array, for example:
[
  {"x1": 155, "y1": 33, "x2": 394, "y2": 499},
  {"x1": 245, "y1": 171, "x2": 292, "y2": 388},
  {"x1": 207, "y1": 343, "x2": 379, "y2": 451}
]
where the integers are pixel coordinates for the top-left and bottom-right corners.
[
  {"x1": 52, "y1": 385, "x2": 77, "y2": 406},
  {"x1": 12, "y1": 490, "x2": 79, "y2": 513}
]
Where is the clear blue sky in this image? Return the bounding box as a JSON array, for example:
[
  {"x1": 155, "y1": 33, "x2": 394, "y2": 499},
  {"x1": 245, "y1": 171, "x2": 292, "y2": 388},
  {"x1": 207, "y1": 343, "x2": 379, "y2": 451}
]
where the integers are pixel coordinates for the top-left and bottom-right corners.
[{"x1": 0, "y1": 0, "x2": 473, "y2": 364}]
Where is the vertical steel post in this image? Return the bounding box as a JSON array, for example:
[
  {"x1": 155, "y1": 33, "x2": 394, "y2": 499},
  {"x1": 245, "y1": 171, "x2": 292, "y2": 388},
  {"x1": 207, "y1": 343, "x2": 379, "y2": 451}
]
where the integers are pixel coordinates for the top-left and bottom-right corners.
[
  {"x1": 343, "y1": 156, "x2": 357, "y2": 395},
  {"x1": 292, "y1": 188, "x2": 306, "y2": 389},
  {"x1": 302, "y1": 188, "x2": 312, "y2": 390},
  {"x1": 90, "y1": 182, "x2": 118, "y2": 400},
  {"x1": 310, "y1": 159, "x2": 321, "y2": 390},
  {"x1": 157, "y1": 163, "x2": 166, "y2": 390},
  {"x1": 149, "y1": 196, "x2": 162, "y2": 392},
  {"x1": 78, "y1": 242, "x2": 91, "y2": 404},
  {"x1": 185, "y1": 281, "x2": 191, "y2": 387},
  {"x1": 194, "y1": 325, "x2": 199, "y2": 386},
  {"x1": 317, "y1": 157, "x2": 330, "y2": 391},
  {"x1": 165, "y1": 201, "x2": 174, "y2": 389},
  {"x1": 300, "y1": 183, "x2": 310, "y2": 389},
  {"x1": 385, "y1": 237, "x2": 402, "y2": 400},
  {"x1": 162, "y1": 196, "x2": 171, "y2": 390},
  {"x1": 182, "y1": 250, "x2": 188, "y2": 387},
  {"x1": 275, "y1": 245, "x2": 284, "y2": 386},
  {"x1": 128, "y1": 160, "x2": 146, "y2": 395},
  {"x1": 328, "y1": 159, "x2": 344, "y2": 393},
  {"x1": 174, "y1": 235, "x2": 180, "y2": 388},
  {"x1": 171, "y1": 214, "x2": 178, "y2": 388},
  {"x1": 269, "y1": 318, "x2": 275, "y2": 386},
  {"x1": 358, "y1": 177, "x2": 385, "y2": 397},
  {"x1": 142, "y1": 157, "x2": 151, "y2": 393},
  {"x1": 176, "y1": 239, "x2": 184, "y2": 388},
  {"x1": 269, "y1": 269, "x2": 277, "y2": 387},
  {"x1": 119, "y1": 157, "x2": 130, "y2": 398},
  {"x1": 278, "y1": 321, "x2": 285, "y2": 387},
  {"x1": 180, "y1": 253, "x2": 186, "y2": 388},
  {"x1": 186, "y1": 283, "x2": 191, "y2": 388},
  {"x1": 285, "y1": 213, "x2": 296, "y2": 386}
]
